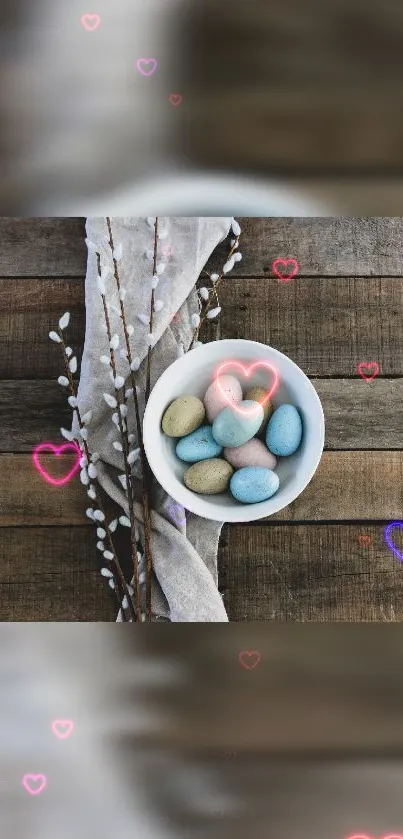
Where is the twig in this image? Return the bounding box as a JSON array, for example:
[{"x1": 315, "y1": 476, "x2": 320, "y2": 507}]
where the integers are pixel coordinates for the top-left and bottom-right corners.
[
  {"x1": 56, "y1": 328, "x2": 137, "y2": 622},
  {"x1": 105, "y1": 217, "x2": 154, "y2": 623},
  {"x1": 96, "y1": 251, "x2": 142, "y2": 621},
  {"x1": 188, "y1": 231, "x2": 241, "y2": 351}
]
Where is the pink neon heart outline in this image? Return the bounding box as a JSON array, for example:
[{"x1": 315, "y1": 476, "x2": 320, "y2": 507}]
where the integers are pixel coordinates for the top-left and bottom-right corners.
[
  {"x1": 51, "y1": 719, "x2": 74, "y2": 739},
  {"x1": 169, "y1": 94, "x2": 182, "y2": 106},
  {"x1": 80, "y1": 13, "x2": 101, "y2": 31},
  {"x1": 272, "y1": 257, "x2": 300, "y2": 282},
  {"x1": 357, "y1": 361, "x2": 380, "y2": 381},
  {"x1": 136, "y1": 58, "x2": 157, "y2": 76},
  {"x1": 347, "y1": 834, "x2": 403, "y2": 839},
  {"x1": 238, "y1": 650, "x2": 261, "y2": 670},
  {"x1": 32, "y1": 442, "x2": 81, "y2": 486},
  {"x1": 214, "y1": 360, "x2": 279, "y2": 418},
  {"x1": 22, "y1": 774, "x2": 47, "y2": 795}
]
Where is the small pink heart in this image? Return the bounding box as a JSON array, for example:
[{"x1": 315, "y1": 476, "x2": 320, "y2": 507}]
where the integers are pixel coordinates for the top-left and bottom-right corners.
[
  {"x1": 169, "y1": 94, "x2": 182, "y2": 106},
  {"x1": 81, "y1": 13, "x2": 101, "y2": 31},
  {"x1": 33, "y1": 442, "x2": 81, "y2": 486},
  {"x1": 51, "y1": 719, "x2": 74, "y2": 740},
  {"x1": 22, "y1": 774, "x2": 47, "y2": 795},
  {"x1": 272, "y1": 257, "x2": 300, "y2": 282},
  {"x1": 214, "y1": 360, "x2": 279, "y2": 418},
  {"x1": 238, "y1": 650, "x2": 261, "y2": 670},
  {"x1": 357, "y1": 361, "x2": 379, "y2": 382},
  {"x1": 136, "y1": 58, "x2": 157, "y2": 77},
  {"x1": 162, "y1": 244, "x2": 173, "y2": 257},
  {"x1": 358, "y1": 535, "x2": 372, "y2": 547}
]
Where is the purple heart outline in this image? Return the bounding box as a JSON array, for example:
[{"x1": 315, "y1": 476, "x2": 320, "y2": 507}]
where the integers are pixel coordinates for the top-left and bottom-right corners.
[
  {"x1": 167, "y1": 503, "x2": 190, "y2": 528},
  {"x1": 136, "y1": 58, "x2": 157, "y2": 77},
  {"x1": 384, "y1": 521, "x2": 403, "y2": 562}
]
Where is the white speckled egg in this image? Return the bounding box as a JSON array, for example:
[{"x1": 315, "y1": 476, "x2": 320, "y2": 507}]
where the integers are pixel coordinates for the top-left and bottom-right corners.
[
  {"x1": 162, "y1": 395, "x2": 205, "y2": 437},
  {"x1": 224, "y1": 439, "x2": 277, "y2": 470},
  {"x1": 212, "y1": 401, "x2": 264, "y2": 448},
  {"x1": 203, "y1": 375, "x2": 243, "y2": 423},
  {"x1": 184, "y1": 458, "x2": 234, "y2": 494}
]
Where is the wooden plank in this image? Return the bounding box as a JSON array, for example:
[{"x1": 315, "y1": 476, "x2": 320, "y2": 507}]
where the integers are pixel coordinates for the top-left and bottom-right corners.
[
  {"x1": 0, "y1": 218, "x2": 86, "y2": 277},
  {"x1": 209, "y1": 217, "x2": 403, "y2": 276},
  {"x1": 3, "y1": 378, "x2": 403, "y2": 453},
  {"x1": 205, "y1": 276, "x2": 403, "y2": 376},
  {"x1": 0, "y1": 526, "x2": 116, "y2": 621},
  {"x1": 1, "y1": 451, "x2": 402, "y2": 526},
  {"x1": 2, "y1": 218, "x2": 403, "y2": 280},
  {"x1": 3, "y1": 276, "x2": 403, "y2": 378},
  {"x1": 220, "y1": 523, "x2": 403, "y2": 622},
  {"x1": 0, "y1": 278, "x2": 85, "y2": 378}
]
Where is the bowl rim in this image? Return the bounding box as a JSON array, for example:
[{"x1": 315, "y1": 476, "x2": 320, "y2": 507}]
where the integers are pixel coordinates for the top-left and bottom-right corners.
[{"x1": 143, "y1": 339, "x2": 325, "y2": 522}]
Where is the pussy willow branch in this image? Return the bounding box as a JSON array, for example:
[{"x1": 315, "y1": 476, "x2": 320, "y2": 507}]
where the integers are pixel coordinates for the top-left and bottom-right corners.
[
  {"x1": 57, "y1": 328, "x2": 136, "y2": 622},
  {"x1": 188, "y1": 234, "x2": 241, "y2": 351},
  {"x1": 96, "y1": 251, "x2": 141, "y2": 621},
  {"x1": 105, "y1": 217, "x2": 154, "y2": 623},
  {"x1": 143, "y1": 217, "x2": 159, "y2": 621}
]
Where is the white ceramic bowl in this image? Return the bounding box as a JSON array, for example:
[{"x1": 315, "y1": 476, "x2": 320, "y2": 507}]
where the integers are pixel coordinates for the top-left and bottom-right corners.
[{"x1": 143, "y1": 339, "x2": 325, "y2": 522}]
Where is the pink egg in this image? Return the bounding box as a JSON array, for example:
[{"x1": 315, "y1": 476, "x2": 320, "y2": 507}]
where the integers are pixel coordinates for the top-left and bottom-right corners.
[
  {"x1": 203, "y1": 374, "x2": 243, "y2": 423},
  {"x1": 224, "y1": 439, "x2": 277, "y2": 470}
]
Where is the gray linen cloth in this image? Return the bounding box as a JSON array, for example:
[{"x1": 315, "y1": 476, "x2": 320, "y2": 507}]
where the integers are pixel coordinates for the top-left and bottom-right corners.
[{"x1": 72, "y1": 217, "x2": 231, "y2": 622}]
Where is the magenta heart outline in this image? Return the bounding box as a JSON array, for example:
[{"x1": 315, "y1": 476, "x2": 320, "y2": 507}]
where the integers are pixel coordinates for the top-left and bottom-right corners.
[
  {"x1": 33, "y1": 442, "x2": 81, "y2": 486},
  {"x1": 357, "y1": 360, "x2": 380, "y2": 382},
  {"x1": 136, "y1": 58, "x2": 157, "y2": 77},
  {"x1": 272, "y1": 257, "x2": 300, "y2": 282},
  {"x1": 22, "y1": 774, "x2": 47, "y2": 795}
]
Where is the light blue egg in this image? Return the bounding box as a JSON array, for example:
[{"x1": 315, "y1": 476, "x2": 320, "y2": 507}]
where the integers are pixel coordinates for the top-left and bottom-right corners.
[
  {"x1": 212, "y1": 401, "x2": 264, "y2": 448},
  {"x1": 230, "y1": 467, "x2": 280, "y2": 504},
  {"x1": 176, "y1": 425, "x2": 223, "y2": 463},
  {"x1": 266, "y1": 404, "x2": 302, "y2": 456}
]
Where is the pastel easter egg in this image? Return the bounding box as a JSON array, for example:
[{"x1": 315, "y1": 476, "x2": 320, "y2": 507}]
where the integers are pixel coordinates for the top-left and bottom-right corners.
[
  {"x1": 176, "y1": 426, "x2": 223, "y2": 463},
  {"x1": 203, "y1": 375, "x2": 243, "y2": 423},
  {"x1": 266, "y1": 404, "x2": 302, "y2": 456},
  {"x1": 212, "y1": 401, "x2": 264, "y2": 448},
  {"x1": 230, "y1": 467, "x2": 280, "y2": 504},
  {"x1": 224, "y1": 439, "x2": 277, "y2": 470},
  {"x1": 184, "y1": 458, "x2": 234, "y2": 494},
  {"x1": 162, "y1": 395, "x2": 205, "y2": 437},
  {"x1": 244, "y1": 386, "x2": 273, "y2": 433}
]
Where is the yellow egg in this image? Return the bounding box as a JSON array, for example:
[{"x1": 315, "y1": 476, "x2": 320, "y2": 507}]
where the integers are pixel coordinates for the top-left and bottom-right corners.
[
  {"x1": 184, "y1": 458, "x2": 234, "y2": 494},
  {"x1": 244, "y1": 386, "x2": 273, "y2": 433},
  {"x1": 162, "y1": 395, "x2": 205, "y2": 437}
]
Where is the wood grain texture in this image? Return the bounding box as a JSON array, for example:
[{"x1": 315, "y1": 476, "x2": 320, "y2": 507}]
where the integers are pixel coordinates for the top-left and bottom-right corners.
[
  {"x1": 2, "y1": 378, "x2": 403, "y2": 453},
  {"x1": 3, "y1": 217, "x2": 403, "y2": 277},
  {"x1": 0, "y1": 278, "x2": 85, "y2": 378},
  {"x1": 0, "y1": 527, "x2": 116, "y2": 621},
  {"x1": 204, "y1": 277, "x2": 403, "y2": 375},
  {"x1": 220, "y1": 524, "x2": 403, "y2": 622},
  {"x1": 1, "y1": 451, "x2": 402, "y2": 527},
  {"x1": 210, "y1": 217, "x2": 403, "y2": 276},
  {"x1": 0, "y1": 218, "x2": 86, "y2": 277},
  {"x1": 2, "y1": 275, "x2": 403, "y2": 378}
]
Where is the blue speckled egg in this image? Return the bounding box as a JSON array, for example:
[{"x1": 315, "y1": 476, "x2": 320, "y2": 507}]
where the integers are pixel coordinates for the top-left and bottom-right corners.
[
  {"x1": 176, "y1": 425, "x2": 223, "y2": 463},
  {"x1": 230, "y1": 467, "x2": 280, "y2": 504},
  {"x1": 212, "y1": 401, "x2": 264, "y2": 448},
  {"x1": 266, "y1": 404, "x2": 302, "y2": 456}
]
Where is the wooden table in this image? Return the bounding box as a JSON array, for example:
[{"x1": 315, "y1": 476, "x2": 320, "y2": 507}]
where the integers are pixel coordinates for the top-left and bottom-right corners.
[{"x1": 1, "y1": 217, "x2": 403, "y2": 621}]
